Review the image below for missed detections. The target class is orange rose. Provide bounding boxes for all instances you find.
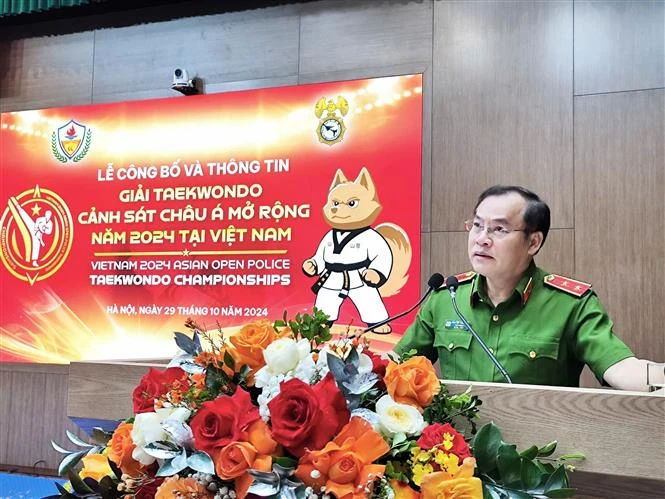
[107,422,145,477]
[420,476,483,499]
[155,476,213,499]
[296,417,390,499]
[389,479,420,499]
[212,426,274,499]
[228,320,283,383]
[385,356,441,410]
[79,454,114,482]
[420,457,482,499]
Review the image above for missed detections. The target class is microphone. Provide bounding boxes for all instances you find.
[445,275,513,384]
[352,273,445,338]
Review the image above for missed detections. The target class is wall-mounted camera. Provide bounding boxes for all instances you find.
[171,68,200,95]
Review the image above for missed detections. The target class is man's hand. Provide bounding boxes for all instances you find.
[603,357,665,392]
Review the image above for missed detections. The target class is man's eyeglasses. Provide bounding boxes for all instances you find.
[464,220,526,239]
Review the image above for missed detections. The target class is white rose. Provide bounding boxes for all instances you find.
[130,407,190,465]
[263,337,311,375]
[375,395,426,437]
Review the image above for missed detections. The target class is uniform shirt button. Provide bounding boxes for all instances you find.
[529,350,537,359]
[492,314,499,322]
[448,342,455,350]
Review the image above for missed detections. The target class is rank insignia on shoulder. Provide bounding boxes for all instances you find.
[455,271,476,284]
[544,274,592,297]
[445,320,469,330]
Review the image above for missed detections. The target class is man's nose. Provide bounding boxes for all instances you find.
[473,229,492,246]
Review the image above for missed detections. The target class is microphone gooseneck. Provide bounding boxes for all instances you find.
[354,273,445,337]
[445,276,513,384]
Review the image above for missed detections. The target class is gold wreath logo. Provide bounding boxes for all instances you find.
[0,185,74,285]
[314,96,349,146]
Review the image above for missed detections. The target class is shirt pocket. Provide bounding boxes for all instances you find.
[505,339,560,385]
[434,330,473,381]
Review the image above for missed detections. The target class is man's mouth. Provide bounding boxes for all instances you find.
[473,252,493,259]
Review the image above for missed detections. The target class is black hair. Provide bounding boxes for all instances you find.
[474,185,550,250]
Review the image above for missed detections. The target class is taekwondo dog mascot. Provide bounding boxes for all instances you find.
[302,167,412,333]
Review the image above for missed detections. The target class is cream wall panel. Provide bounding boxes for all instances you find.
[0,32,94,112]
[91,6,300,104]
[299,0,432,76]
[574,89,665,362]
[574,0,665,95]
[432,0,573,231]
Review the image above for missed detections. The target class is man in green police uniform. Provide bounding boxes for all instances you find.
[394,185,663,390]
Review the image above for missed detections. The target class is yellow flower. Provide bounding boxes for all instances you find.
[434,451,460,475]
[442,432,454,451]
[411,462,434,486]
[79,454,114,482]
[420,475,483,499]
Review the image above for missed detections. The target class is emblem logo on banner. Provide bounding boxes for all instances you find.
[0,186,74,285]
[314,96,349,145]
[51,120,92,163]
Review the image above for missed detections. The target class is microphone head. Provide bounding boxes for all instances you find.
[428,273,445,290]
[445,275,459,292]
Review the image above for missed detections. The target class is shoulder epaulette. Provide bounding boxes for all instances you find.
[455,271,476,284]
[544,274,592,297]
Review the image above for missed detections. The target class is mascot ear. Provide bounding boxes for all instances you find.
[354,167,376,198]
[330,169,348,190]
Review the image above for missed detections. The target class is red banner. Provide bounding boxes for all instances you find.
[0,75,422,362]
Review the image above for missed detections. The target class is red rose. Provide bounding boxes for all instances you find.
[135,477,164,499]
[268,373,349,457]
[190,388,259,455]
[417,423,471,461]
[365,350,389,389]
[132,367,189,414]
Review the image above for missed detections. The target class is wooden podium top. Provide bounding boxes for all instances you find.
[67,360,665,498]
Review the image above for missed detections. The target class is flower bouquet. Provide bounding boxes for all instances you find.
[50,310,581,499]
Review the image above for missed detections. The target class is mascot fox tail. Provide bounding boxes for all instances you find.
[375,222,411,297]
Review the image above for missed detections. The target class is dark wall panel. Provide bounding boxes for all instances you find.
[574,89,665,362]
[0,32,94,112]
[431,0,574,232]
[91,6,300,104]
[574,0,665,95]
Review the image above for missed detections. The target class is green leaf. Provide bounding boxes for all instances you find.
[482,482,505,499]
[174,331,200,355]
[273,456,297,468]
[187,451,215,474]
[558,453,585,461]
[537,441,557,457]
[91,427,113,445]
[519,445,539,461]
[66,430,93,448]
[496,444,522,488]
[51,441,72,454]
[66,470,95,495]
[473,422,503,473]
[544,488,576,498]
[520,459,542,491]
[391,433,407,448]
[224,350,236,370]
[543,465,568,492]
[58,450,87,475]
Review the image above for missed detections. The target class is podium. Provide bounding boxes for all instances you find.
[67,360,665,498]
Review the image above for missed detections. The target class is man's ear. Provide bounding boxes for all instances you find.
[527,232,544,256]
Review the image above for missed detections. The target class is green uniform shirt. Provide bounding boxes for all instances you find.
[394,262,634,386]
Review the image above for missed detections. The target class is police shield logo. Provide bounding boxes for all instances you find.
[52,120,92,163]
[57,120,86,158]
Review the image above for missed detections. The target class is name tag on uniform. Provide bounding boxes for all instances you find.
[445,320,469,331]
